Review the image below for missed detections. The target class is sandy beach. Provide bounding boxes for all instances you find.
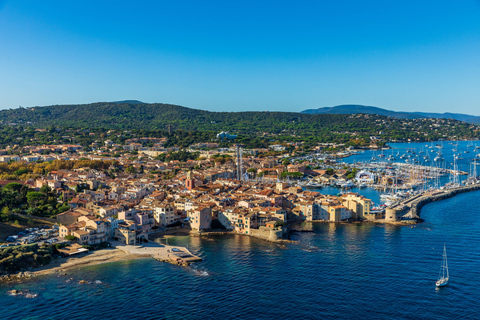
[150,228,192,238]
[33,248,151,277]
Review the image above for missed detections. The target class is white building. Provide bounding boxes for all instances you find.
[154,203,179,226]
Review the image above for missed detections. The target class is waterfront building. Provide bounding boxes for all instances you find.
[340,193,372,219]
[328,205,352,222]
[153,202,179,226]
[190,206,212,231]
[59,215,109,245]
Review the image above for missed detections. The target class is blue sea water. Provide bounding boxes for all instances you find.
[2,190,480,319]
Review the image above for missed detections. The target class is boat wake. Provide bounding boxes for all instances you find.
[191,268,209,277]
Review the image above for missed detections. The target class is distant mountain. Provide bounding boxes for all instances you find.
[413,112,480,124]
[302,105,421,119]
[302,105,480,124]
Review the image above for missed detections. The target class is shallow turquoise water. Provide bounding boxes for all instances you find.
[2,190,480,319]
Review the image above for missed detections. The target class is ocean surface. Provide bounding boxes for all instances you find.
[2,189,480,319]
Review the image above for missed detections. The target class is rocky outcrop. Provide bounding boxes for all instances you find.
[0,271,36,283]
[154,257,190,267]
[7,289,38,298]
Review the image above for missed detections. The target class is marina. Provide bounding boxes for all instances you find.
[291,141,480,215]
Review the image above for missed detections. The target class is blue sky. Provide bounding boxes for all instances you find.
[1,1,480,114]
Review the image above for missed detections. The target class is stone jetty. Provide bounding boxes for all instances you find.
[384,183,480,222]
[407,184,480,219]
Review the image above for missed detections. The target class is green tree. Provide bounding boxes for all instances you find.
[3,182,24,192]
[26,191,45,208]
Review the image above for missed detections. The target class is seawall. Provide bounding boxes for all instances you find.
[408,184,480,219]
[248,226,289,243]
[191,227,292,244]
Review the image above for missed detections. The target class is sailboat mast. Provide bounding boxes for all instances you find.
[444,244,449,279]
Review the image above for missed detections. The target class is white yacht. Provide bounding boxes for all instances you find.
[435,244,449,287]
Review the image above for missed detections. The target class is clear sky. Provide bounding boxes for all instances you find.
[1,1,480,114]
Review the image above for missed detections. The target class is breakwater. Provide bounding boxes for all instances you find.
[192,228,292,244]
[408,183,480,219]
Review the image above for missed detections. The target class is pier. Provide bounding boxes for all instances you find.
[116,243,202,265]
[406,183,480,219]
[385,182,480,221]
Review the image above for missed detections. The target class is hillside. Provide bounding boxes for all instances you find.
[302,105,480,124]
[0,102,385,135]
[0,102,478,143]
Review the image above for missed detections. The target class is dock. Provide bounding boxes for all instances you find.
[116,243,202,265]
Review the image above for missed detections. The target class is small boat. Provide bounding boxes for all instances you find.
[305,181,323,189]
[436,244,449,287]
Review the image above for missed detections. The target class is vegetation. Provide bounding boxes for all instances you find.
[0,102,478,149]
[280,171,303,179]
[274,221,286,228]
[0,183,69,218]
[0,243,53,274]
[0,159,116,181]
[156,150,200,162]
[81,242,110,251]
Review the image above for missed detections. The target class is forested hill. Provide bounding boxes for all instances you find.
[0,102,478,140]
[0,102,379,134]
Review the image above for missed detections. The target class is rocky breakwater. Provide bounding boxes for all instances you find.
[409,184,480,219]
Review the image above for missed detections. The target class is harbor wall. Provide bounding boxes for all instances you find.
[249,226,288,242]
[409,184,480,219]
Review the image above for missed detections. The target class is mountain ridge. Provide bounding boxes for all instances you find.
[301,104,480,124]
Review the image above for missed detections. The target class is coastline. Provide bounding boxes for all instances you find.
[34,248,151,276]
[4,184,480,283]
[1,248,150,283]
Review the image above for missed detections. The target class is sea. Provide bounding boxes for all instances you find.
[1,141,480,319]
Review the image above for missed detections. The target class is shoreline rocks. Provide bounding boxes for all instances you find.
[0,271,36,283]
[7,289,38,298]
[154,258,190,267]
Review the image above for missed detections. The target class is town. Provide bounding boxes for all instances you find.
[0,136,378,249]
[2,129,480,278]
